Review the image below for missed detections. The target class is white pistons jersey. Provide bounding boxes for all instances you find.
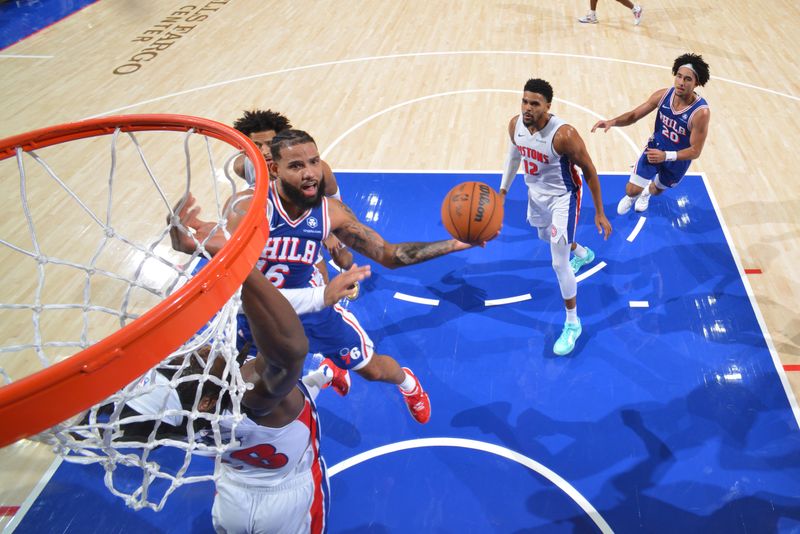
[217,385,325,489]
[513,114,581,197]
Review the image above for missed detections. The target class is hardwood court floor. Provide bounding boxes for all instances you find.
[1,0,799,530]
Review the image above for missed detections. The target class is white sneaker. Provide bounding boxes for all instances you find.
[635,190,651,212]
[578,11,598,24]
[617,195,635,215]
[632,4,643,25]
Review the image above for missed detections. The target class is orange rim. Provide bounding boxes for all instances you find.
[0,114,269,447]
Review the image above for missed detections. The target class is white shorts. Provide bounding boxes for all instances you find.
[526,189,581,244]
[213,470,324,534]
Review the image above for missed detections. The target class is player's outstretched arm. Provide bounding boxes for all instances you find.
[322,161,341,198]
[328,199,472,269]
[499,115,522,196]
[555,125,612,240]
[591,89,666,132]
[240,268,309,414]
[168,192,253,255]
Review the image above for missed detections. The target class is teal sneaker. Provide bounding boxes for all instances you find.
[553,322,582,355]
[569,247,595,274]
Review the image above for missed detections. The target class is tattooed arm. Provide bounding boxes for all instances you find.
[328,199,472,269]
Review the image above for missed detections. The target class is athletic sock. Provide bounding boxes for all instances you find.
[398,370,417,393]
[566,306,579,325]
[572,243,588,259]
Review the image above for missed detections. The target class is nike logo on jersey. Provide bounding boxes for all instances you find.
[517,133,526,137]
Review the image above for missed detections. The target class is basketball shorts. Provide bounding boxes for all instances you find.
[631,150,692,190]
[526,189,581,245]
[237,304,374,371]
[212,470,326,534]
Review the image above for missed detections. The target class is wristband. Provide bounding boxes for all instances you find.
[665,151,677,162]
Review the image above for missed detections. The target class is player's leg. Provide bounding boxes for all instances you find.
[564,189,595,274]
[301,305,430,422]
[632,2,643,25]
[306,306,431,423]
[578,1,599,23]
[570,241,596,274]
[635,162,689,212]
[212,478,254,534]
[243,471,323,534]
[546,195,582,355]
[618,150,658,214]
[612,0,642,24]
[355,355,431,424]
[302,359,351,397]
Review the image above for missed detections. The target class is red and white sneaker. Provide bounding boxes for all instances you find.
[399,367,431,424]
[321,358,351,396]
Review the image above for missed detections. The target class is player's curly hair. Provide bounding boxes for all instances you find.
[672,53,710,86]
[271,129,317,161]
[233,109,292,136]
[523,78,554,103]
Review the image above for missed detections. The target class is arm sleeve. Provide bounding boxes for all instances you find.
[500,140,521,193]
[244,157,256,186]
[279,286,327,315]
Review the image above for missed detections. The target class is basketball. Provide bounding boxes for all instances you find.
[441,181,503,244]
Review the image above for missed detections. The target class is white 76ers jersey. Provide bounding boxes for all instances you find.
[513,114,581,197]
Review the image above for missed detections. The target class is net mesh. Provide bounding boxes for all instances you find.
[0,119,257,511]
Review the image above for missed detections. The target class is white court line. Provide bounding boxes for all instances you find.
[4,456,63,533]
[576,261,607,283]
[626,217,647,242]
[327,437,614,534]
[699,172,800,429]
[393,292,439,306]
[485,294,532,307]
[321,90,639,160]
[629,301,649,308]
[87,50,800,119]
[333,169,635,175]
[0,54,53,59]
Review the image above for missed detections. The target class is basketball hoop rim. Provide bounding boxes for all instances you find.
[0,114,269,447]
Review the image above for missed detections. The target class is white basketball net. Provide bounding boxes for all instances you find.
[0,123,254,511]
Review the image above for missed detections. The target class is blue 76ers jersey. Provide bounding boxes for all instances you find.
[257,187,330,289]
[651,87,709,151]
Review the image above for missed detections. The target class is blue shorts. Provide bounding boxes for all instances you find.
[237,303,374,371]
[632,150,691,189]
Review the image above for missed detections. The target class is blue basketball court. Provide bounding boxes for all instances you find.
[10,171,800,533]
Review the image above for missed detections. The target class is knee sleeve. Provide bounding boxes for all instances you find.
[551,241,577,300]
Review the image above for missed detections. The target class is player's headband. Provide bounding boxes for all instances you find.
[679,63,697,76]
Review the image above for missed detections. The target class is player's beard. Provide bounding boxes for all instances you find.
[280,176,326,209]
[522,114,535,127]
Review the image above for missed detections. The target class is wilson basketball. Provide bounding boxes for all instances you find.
[441,181,503,244]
